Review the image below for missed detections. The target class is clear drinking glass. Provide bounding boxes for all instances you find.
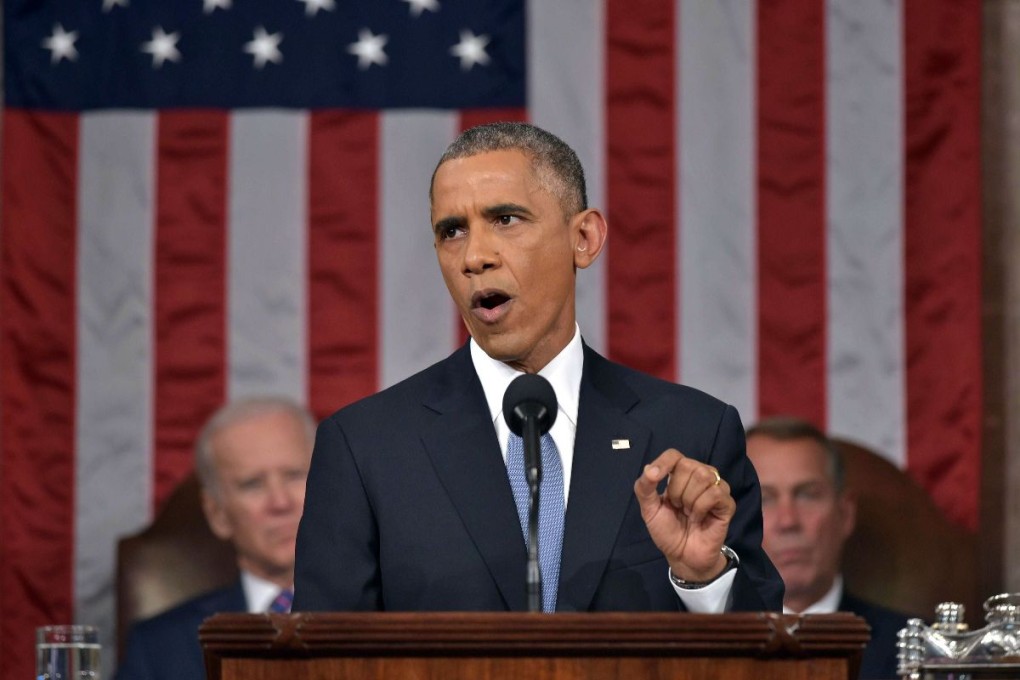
[36,625,100,680]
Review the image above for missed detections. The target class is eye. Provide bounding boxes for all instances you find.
[437,224,466,241]
[237,477,264,492]
[794,485,825,502]
[495,214,521,227]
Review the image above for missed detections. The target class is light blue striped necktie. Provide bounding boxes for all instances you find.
[506,431,564,612]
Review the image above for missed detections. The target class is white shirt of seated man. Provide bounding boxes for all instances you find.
[783,575,843,615]
[242,570,293,614]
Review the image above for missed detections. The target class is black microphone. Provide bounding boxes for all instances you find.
[502,373,558,613]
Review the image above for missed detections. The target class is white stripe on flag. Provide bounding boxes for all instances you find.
[677,0,757,422]
[76,111,156,671]
[380,112,460,388]
[825,0,906,464]
[528,0,607,353]
[228,111,309,402]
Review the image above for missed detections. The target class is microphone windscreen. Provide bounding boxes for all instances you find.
[502,373,558,436]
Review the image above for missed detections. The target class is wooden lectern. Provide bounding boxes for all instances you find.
[200,611,870,680]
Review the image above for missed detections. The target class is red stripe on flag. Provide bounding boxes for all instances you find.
[153,111,228,510]
[454,108,530,347]
[0,110,79,680]
[903,0,982,530]
[756,0,827,426]
[307,112,380,420]
[460,108,528,131]
[605,0,677,381]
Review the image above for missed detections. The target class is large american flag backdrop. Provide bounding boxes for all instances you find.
[1,0,980,675]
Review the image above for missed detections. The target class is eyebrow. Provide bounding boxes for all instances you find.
[761,479,828,493]
[481,202,534,220]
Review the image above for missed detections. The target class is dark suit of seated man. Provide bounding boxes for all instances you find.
[746,417,910,680]
[116,397,315,680]
[294,122,783,615]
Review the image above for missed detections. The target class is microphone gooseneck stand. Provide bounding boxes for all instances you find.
[521,407,542,613]
[502,373,559,613]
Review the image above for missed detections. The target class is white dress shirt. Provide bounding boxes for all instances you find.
[783,575,844,615]
[240,570,292,613]
[470,324,582,503]
[469,325,735,612]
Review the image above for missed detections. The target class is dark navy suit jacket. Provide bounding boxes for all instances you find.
[294,343,783,613]
[115,582,245,680]
[841,591,910,680]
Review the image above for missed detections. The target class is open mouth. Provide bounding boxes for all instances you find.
[471,290,513,321]
[477,292,510,310]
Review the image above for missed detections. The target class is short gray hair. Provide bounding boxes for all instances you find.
[430,122,588,217]
[745,416,845,492]
[194,396,316,496]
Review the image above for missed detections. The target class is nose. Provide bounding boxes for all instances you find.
[773,496,801,532]
[462,225,499,275]
[265,477,296,512]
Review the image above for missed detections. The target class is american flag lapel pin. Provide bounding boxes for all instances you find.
[611,439,630,450]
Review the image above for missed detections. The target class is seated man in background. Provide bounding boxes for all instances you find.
[116,396,315,680]
[746,417,909,680]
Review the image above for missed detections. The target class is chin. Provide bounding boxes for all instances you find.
[777,569,813,591]
[474,335,519,361]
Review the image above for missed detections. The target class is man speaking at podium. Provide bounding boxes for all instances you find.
[294,123,782,614]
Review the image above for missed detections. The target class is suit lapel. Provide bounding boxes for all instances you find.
[419,346,528,611]
[557,348,652,611]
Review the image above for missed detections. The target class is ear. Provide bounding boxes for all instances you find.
[572,208,608,270]
[201,488,234,541]
[838,489,857,541]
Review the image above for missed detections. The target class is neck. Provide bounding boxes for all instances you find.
[239,560,293,590]
[500,322,578,375]
[784,577,840,613]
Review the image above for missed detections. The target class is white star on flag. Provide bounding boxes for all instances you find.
[141,27,182,69]
[203,0,232,13]
[41,24,79,64]
[402,0,440,18]
[297,0,336,16]
[244,27,283,69]
[450,30,490,71]
[102,0,129,12]
[347,28,388,70]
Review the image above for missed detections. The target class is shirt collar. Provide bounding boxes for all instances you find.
[782,575,844,615]
[469,324,582,430]
[240,570,292,614]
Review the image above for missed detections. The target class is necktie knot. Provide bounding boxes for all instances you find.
[506,431,564,612]
[269,588,293,613]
